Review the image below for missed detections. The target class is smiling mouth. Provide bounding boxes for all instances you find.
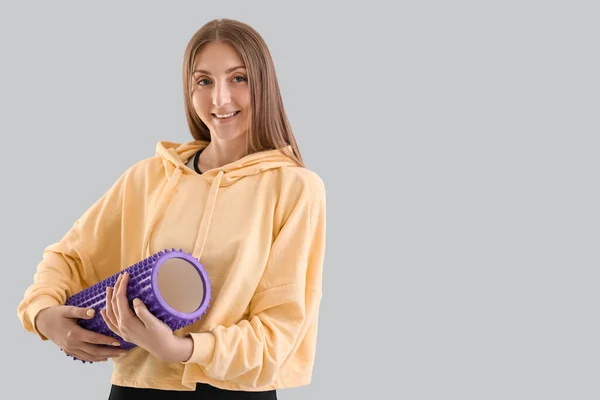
[212,111,240,120]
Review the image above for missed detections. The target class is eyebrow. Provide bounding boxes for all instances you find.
[193,65,246,75]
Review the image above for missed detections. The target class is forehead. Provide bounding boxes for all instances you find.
[193,42,245,72]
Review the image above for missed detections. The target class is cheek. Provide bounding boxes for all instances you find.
[192,93,210,118]
[242,97,250,112]
[233,87,251,111]
[192,91,206,108]
[238,94,251,125]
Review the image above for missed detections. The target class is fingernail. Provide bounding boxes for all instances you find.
[86,309,95,317]
[112,342,120,346]
[133,298,141,306]
[119,352,127,356]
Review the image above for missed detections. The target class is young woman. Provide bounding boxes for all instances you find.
[17,18,326,400]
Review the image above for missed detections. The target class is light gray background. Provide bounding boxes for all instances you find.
[2,1,598,399]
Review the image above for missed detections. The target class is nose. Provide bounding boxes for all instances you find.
[212,81,231,108]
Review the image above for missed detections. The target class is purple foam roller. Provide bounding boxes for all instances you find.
[64,249,211,361]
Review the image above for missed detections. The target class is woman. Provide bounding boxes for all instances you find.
[17,18,326,399]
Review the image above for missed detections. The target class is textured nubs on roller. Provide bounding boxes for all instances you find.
[64,249,212,361]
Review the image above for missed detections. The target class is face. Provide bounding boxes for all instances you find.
[191,42,250,142]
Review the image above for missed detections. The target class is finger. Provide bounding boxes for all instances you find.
[132,298,154,328]
[64,347,109,363]
[77,341,127,359]
[61,305,97,320]
[74,326,128,358]
[116,272,135,321]
[70,320,121,347]
[101,309,122,338]
[111,274,121,322]
[105,286,118,328]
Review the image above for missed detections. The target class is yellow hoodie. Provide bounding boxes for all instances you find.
[17,140,326,392]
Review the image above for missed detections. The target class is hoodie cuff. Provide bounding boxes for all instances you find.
[27,296,61,341]
[181,332,216,366]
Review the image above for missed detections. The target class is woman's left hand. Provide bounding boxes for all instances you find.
[101,271,192,363]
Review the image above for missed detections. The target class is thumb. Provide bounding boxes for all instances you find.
[132,298,155,328]
[62,305,96,319]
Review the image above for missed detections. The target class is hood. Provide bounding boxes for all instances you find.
[142,140,299,259]
[155,140,298,184]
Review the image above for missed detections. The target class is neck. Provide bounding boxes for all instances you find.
[199,134,248,171]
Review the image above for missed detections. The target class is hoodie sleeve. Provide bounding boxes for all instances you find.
[17,168,132,340]
[182,171,326,388]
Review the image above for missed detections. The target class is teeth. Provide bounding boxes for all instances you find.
[215,112,237,118]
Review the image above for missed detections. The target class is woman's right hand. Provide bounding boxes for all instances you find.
[35,305,128,362]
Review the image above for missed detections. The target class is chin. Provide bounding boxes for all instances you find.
[211,129,247,142]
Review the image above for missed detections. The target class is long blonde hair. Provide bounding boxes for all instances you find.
[182,19,304,167]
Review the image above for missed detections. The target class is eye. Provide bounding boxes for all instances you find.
[233,75,247,83]
[197,78,211,86]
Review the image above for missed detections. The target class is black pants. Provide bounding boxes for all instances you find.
[108,383,277,399]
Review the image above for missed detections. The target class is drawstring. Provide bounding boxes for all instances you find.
[141,166,183,257]
[141,167,224,260]
[193,169,224,260]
